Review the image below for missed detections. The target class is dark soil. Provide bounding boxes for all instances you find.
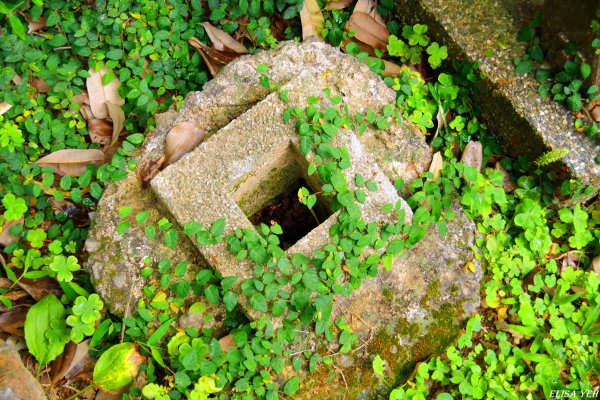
[249,183,322,250]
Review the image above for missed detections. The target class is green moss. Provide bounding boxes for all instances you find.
[382,287,395,301]
[420,279,441,308]
[411,303,458,361]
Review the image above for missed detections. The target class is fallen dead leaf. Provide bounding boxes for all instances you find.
[25,14,47,33]
[137,158,163,189]
[497,305,508,321]
[326,0,353,9]
[51,340,93,383]
[163,122,205,166]
[300,0,325,41]
[200,22,249,53]
[16,277,61,301]
[381,60,407,77]
[0,219,22,246]
[218,334,236,352]
[354,0,386,26]
[86,67,125,120]
[464,260,475,272]
[593,255,600,278]
[591,106,600,122]
[0,101,11,115]
[428,151,443,179]
[88,119,114,145]
[31,77,52,93]
[495,162,517,193]
[346,12,390,50]
[36,149,105,176]
[460,141,483,171]
[188,37,245,77]
[105,101,125,145]
[0,306,27,336]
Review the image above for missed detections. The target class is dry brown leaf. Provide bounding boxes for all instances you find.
[0,307,27,336]
[428,151,443,179]
[0,219,22,247]
[105,101,125,145]
[593,255,600,278]
[199,22,249,54]
[354,0,385,26]
[88,119,114,145]
[300,0,325,41]
[137,158,164,189]
[460,141,483,172]
[51,340,93,383]
[31,77,52,93]
[326,0,353,9]
[592,106,600,122]
[36,149,105,176]
[12,75,22,85]
[346,12,389,50]
[86,67,125,120]
[188,37,245,77]
[26,15,47,33]
[16,277,61,301]
[495,162,517,193]
[218,334,236,352]
[0,101,11,115]
[381,60,408,77]
[164,122,205,166]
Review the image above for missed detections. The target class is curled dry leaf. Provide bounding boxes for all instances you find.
[164,122,205,165]
[36,149,105,176]
[0,307,27,336]
[88,119,114,145]
[105,101,125,145]
[12,75,22,85]
[0,218,22,246]
[381,60,409,77]
[31,77,52,93]
[188,37,245,77]
[16,277,62,302]
[428,151,443,179]
[460,141,483,172]
[51,340,93,383]
[200,22,249,53]
[346,12,390,50]
[0,101,11,115]
[591,106,600,122]
[26,14,47,33]
[300,0,325,41]
[137,158,163,189]
[326,0,353,9]
[560,250,580,272]
[218,334,236,352]
[354,0,386,26]
[494,162,517,193]
[86,67,125,120]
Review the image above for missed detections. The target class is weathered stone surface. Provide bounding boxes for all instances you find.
[396,0,600,189]
[0,339,46,400]
[88,40,481,397]
[541,0,600,88]
[289,203,480,399]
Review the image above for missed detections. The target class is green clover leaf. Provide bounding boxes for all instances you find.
[26,229,47,248]
[72,294,104,324]
[49,255,81,282]
[45,318,71,346]
[66,314,95,342]
[2,193,27,221]
[427,42,448,69]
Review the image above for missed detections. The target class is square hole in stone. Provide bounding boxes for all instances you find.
[230,142,332,250]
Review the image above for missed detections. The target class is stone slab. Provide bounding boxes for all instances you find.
[151,70,412,319]
[396,0,600,189]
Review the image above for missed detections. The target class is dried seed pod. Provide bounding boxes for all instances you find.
[163,122,205,165]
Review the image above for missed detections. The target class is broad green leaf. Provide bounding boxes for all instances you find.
[25,294,67,365]
[93,342,144,390]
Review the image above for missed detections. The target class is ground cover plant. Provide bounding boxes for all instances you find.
[0,0,598,399]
